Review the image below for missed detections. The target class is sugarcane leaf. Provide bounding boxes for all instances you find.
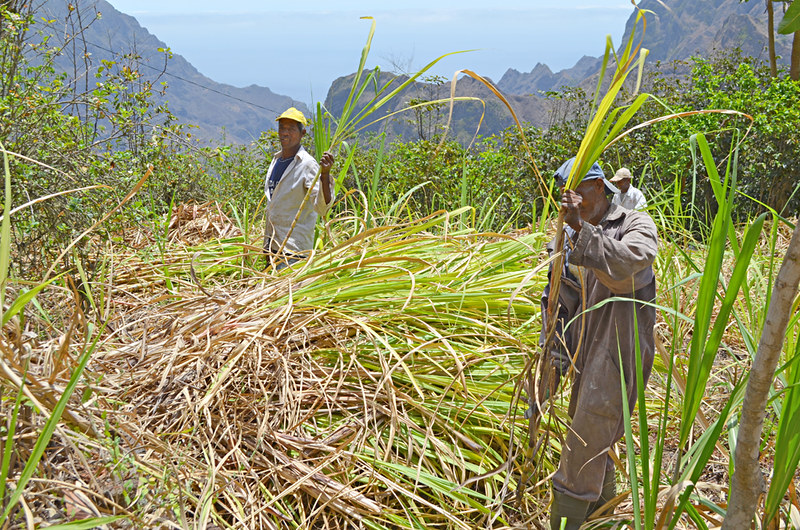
[1,325,105,521]
[339,17,377,126]
[0,142,11,312]
[44,517,126,529]
[778,0,800,34]
[2,277,61,326]
[764,346,800,522]
[589,36,613,117]
[602,94,650,147]
[345,49,473,135]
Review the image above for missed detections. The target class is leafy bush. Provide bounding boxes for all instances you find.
[606,49,800,224]
[2,3,265,277]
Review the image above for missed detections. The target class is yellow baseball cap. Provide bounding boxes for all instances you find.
[275,107,308,127]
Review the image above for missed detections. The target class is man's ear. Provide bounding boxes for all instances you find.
[596,178,606,193]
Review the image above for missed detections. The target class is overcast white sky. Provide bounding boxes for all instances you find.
[104,1,634,105]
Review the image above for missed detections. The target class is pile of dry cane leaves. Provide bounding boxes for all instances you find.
[10,202,791,529]
[2,201,548,529]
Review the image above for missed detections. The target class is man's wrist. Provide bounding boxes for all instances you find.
[567,218,582,233]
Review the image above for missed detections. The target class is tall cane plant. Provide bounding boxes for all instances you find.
[613,133,766,529]
[423,7,651,458]
[274,17,472,257]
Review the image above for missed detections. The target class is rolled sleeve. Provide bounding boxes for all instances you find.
[310,171,335,216]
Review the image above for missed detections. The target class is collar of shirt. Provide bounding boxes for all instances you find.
[272,147,304,162]
[600,202,629,225]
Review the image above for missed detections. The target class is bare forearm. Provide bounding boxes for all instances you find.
[319,150,334,205]
[321,172,332,204]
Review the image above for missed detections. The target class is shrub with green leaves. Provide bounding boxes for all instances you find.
[607,49,800,224]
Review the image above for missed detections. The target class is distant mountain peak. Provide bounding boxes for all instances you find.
[36,0,307,145]
[497,0,791,97]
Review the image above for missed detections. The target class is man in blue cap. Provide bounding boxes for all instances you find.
[541,157,658,529]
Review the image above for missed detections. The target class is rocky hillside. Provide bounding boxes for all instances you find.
[496,0,792,97]
[34,0,307,145]
[32,0,794,144]
[322,70,552,144]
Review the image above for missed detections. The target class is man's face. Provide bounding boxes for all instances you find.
[618,178,631,193]
[573,178,607,223]
[278,119,304,152]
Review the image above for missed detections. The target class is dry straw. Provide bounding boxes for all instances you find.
[1,200,554,528]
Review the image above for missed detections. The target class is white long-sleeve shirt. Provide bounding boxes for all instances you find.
[611,185,647,210]
[262,146,334,254]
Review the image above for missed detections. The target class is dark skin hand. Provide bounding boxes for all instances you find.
[560,178,610,233]
[319,151,334,205]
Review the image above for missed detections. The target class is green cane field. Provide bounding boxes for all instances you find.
[2,3,800,529]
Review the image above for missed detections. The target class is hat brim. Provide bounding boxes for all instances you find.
[553,157,618,194]
[567,176,619,194]
[602,178,619,194]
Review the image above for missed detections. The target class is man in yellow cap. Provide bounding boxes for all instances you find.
[263,107,335,267]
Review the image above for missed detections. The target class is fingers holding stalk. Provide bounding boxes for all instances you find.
[320,150,335,205]
[560,188,583,232]
[320,150,334,174]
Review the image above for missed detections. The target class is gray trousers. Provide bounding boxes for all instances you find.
[552,342,652,501]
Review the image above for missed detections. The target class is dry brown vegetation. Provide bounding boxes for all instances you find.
[3,203,800,529]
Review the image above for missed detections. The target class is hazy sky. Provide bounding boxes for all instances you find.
[104,1,634,105]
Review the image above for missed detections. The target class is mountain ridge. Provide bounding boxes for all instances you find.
[322,0,794,140]
[35,0,309,145]
[493,0,792,97]
[34,0,795,145]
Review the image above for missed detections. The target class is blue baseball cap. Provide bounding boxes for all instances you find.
[554,157,619,195]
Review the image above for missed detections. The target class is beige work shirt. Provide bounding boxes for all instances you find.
[262,146,334,255]
[611,184,648,210]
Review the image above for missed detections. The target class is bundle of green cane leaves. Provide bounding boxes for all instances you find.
[275,17,477,257]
